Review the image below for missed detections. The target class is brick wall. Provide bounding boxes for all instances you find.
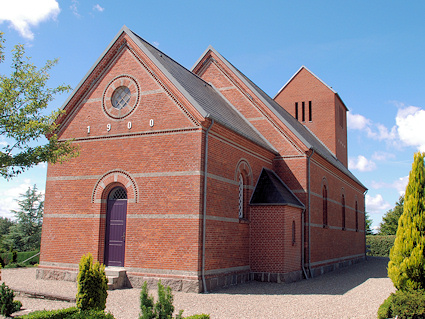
[274,67,348,167]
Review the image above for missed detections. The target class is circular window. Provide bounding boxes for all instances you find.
[112,86,131,110]
[103,75,139,119]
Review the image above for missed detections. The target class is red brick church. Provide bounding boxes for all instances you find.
[39,26,367,292]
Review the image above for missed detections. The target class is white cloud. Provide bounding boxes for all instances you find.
[348,155,376,172]
[0,179,32,219]
[371,151,395,161]
[70,0,80,17]
[366,194,391,214]
[396,105,425,152]
[370,175,408,195]
[93,4,104,12]
[0,0,60,40]
[393,175,408,196]
[347,111,397,142]
[0,180,45,220]
[347,112,370,130]
[349,105,425,151]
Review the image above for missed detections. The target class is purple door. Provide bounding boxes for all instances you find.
[105,187,127,267]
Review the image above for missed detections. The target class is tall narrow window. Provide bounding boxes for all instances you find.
[355,201,359,231]
[292,220,296,245]
[323,185,328,227]
[339,107,344,128]
[302,102,305,122]
[309,101,312,121]
[238,174,244,219]
[295,102,298,120]
[342,194,346,230]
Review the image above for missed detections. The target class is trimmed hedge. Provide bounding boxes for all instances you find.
[1,250,40,266]
[18,307,79,319]
[18,307,115,319]
[366,235,396,257]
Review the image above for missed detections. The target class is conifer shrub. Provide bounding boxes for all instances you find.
[139,281,185,319]
[388,152,425,290]
[378,289,425,319]
[11,250,17,263]
[140,282,155,319]
[0,282,21,317]
[76,253,108,311]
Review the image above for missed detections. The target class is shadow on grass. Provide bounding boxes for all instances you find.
[213,257,390,296]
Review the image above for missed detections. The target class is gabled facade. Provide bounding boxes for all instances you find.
[274,66,348,167]
[39,26,367,292]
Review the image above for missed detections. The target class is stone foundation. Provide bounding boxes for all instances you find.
[36,268,78,282]
[127,275,201,293]
[204,271,251,292]
[252,270,303,283]
[35,256,365,293]
[310,256,365,278]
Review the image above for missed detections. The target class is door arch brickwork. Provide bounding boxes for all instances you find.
[92,169,139,204]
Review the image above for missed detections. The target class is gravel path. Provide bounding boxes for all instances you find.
[3,257,395,319]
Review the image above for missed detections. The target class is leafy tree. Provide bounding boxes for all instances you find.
[388,152,425,290]
[365,212,373,235]
[0,32,78,179]
[4,185,43,251]
[379,196,404,235]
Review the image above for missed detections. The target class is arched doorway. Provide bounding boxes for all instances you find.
[104,186,127,267]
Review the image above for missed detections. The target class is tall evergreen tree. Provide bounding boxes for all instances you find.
[365,212,374,235]
[379,196,404,235]
[388,152,425,290]
[4,185,43,251]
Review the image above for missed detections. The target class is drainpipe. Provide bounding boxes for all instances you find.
[202,118,214,294]
[307,148,315,278]
[364,189,368,260]
[301,208,308,279]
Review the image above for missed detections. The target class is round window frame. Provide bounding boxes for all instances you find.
[103,75,139,119]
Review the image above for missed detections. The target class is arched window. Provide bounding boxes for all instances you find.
[355,201,359,232]
[323,185,328,227]
[109,186,127,200]
[238,174,244,219]
[341,194,346,230]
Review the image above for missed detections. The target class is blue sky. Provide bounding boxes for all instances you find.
[1,0,424,231]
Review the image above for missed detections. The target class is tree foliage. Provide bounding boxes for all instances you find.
[0,32,78,179]
[379,196,404,235]
[4,184,43,251]
[388,152,425,290]
[365,212,373,235]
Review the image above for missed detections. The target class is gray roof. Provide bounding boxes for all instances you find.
[200,47,366,189]
[126,28,277,153]
[250,168,305,208]
[59,26,276,154]
[61,26,364,189]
